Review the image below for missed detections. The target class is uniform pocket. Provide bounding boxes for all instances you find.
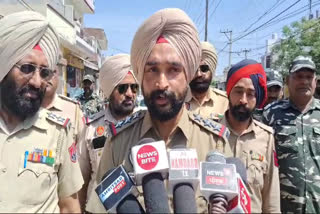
[17,157,56,205]
[247,159,266,188]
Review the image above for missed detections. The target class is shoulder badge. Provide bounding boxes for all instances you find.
[86,110,105,125]
[58,94,79,105]
[212,88,227,98]
[253,119,274,134]
[110,110,147,137]
[46,112,71,129]
[189,113,230,139]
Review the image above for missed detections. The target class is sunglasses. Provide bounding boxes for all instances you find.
[199,64,210,73]
[14,63,54,81]
[117,84,139,94]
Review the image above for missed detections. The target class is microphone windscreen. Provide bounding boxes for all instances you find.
[206,151,226,163]
[226,157,247,183]
[173,183,197,213]
[142,173,170,213]
[116,194,145,214]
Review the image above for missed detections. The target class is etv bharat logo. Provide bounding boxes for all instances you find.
[136,145,159,170]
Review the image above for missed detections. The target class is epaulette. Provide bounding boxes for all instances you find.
[253,119,274,134]
[212,88,227,98]
[46,112,71,129]
[188,112,230,139]
[85,110,105,125]
[58,94,79,105]
[110,110,147,137]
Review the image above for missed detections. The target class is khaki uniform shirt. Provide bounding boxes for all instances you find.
[220,114,281,213]
[186,88,229,119]
[0,108,83,213]
[47,94,85,144]
[77,108,117,208]
[86,108,232,213]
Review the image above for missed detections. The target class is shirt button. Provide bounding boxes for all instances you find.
[2,168,7,173]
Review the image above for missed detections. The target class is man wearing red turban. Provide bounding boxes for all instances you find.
[213,59,281,213]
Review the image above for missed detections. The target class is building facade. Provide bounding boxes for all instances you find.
[0,0,107,97]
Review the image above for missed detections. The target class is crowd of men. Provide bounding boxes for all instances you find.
[0,7,319,214]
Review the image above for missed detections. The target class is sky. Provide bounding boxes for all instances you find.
[84,0,320,76]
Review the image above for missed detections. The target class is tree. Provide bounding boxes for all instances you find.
[272,18,320,77]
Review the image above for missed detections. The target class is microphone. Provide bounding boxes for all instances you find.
[95,165,145,213]
[200,151,238,212]
[131,138,170,213]
[168,146,198,213]
[226,158,251,214]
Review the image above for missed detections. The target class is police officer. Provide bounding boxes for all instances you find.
[77,54,139,210]
[0,11,83,212]
[42,59,85,145]
[262,56,320,213]
[218,59,280,213]
[187,41,228,119]
[76,74,103,116]
[86,8,232,213]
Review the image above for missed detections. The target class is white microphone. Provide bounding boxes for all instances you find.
[168,147,199,213]
[131,138,170,213]
[131,138,169,185]
[200,151,238,202]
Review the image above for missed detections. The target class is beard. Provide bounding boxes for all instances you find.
[189,73,212,93]
[229,101,253,122]
[109,95,135,118]
[1,76,45,120]
[143,88,187,122]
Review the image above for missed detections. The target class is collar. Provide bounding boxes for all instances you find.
[48,94,63,111]
[221,111,256,137]
[104,108,118,124]
[140,107,191,142]
[288,97,320,111]
[0,108,48,136]
[187,88,213,105]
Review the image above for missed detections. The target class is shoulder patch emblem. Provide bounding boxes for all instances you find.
[47,112,70,128]
[96,126,105,137]
[190,113,230,139]
[68,142,77,163]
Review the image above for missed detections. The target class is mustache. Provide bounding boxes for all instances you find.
[19,85,43,99]
[150,89,174,100]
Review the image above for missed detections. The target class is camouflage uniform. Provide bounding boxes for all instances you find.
[262,98,320,213]
[252,108,263,122]
[76,93,103,116]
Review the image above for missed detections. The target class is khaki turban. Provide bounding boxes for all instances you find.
[0,11,60,82]
[131,8,201,84]
[99,54,137,98]
[201,41,218,77]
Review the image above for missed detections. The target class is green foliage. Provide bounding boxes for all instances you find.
[271,18,320,77]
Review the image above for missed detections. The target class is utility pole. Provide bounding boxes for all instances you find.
[220,30,233,66]
[204,0,209,41]
[242,49,251,59]
[309,0,313,19]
